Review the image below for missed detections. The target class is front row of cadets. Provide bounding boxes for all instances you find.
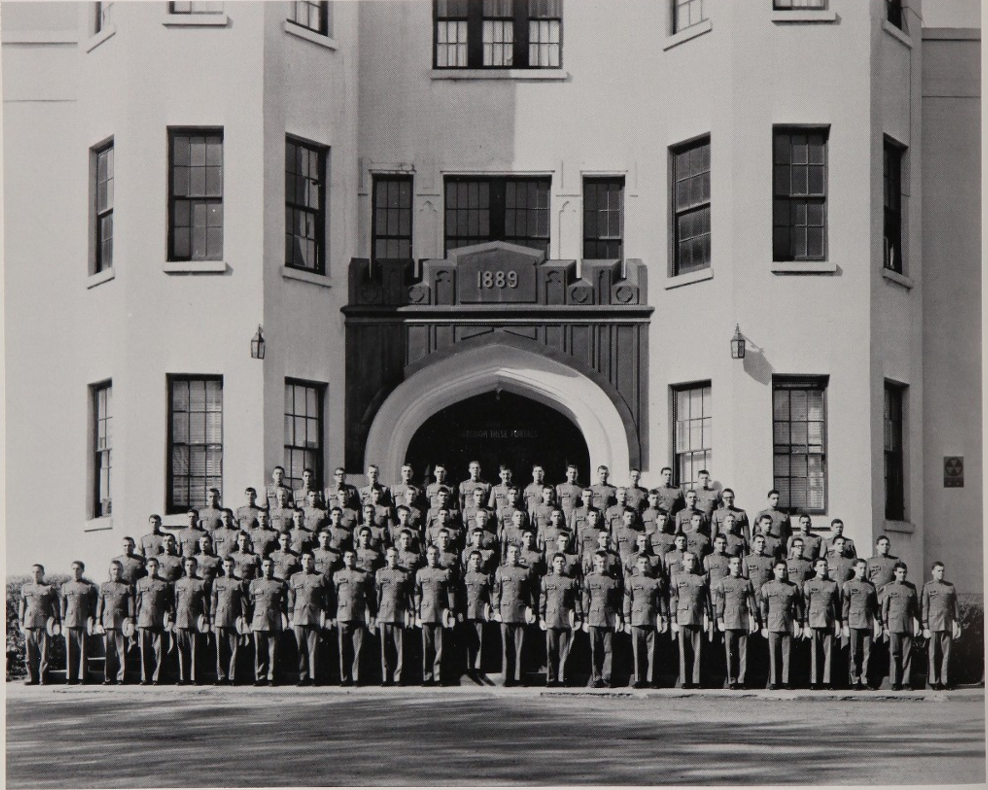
[19,532,962,691]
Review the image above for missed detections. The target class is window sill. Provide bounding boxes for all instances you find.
[770,10,838,24]
[85,516,114,533]
[86,268,116,289]
[164,260,229,274]
[883,19,912,48]
[664,267,713,290]
[162,14,230,27]
[84,24,116,53]
[771,261,838,274]
[663,18,713,51]
[283,266,332,288]
[431,68,569,82]
[283,21,338,50]
[884,519,914,535]
[882,268,914,290]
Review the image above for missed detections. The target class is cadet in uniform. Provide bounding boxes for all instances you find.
[663,533,690,580]
[112,537,146,585]
[323,508,354,555]
[312,530,341,582]
[744,534,776,598]
[176,510,206,558]
[140,515,167,558]
[571,485,601,542]
[230,532,261,581]
[553,531,582,581]
[623,554,667,688]
[266,466,294,510]
[415,545,456,686]
[211,509,241,561]
[589,465,617,511]
[625,468,649,513]
[458,461,491,511]
[288,552,327,686]
[461,550,494,682]
[493,543,536,686]
[19,564,59,685]
[334,549,374,685]
[360,463,392,508]
[391,463,419,511]
[541,552,582,687]
[250,557,289,686]
[135,557,173,685]
[803,557,840,689]
[530,485,557,536]
[713,556,759,689]
[495,486,527,532]
[786,538,813,584]
[395,529,423,574]
[288,508,315,554]
[270,531,301,581]
[96,560,134,685]
[488,465,515,513]
[329,466,360,507]
[842,558,880,690]
[462,527,498,575]
[752,516,783,560]
[524,464,548,515]
[333,487,360,531]
[670,552,710,689]
[294,468,322,511]
[173,556,210,685]
[675,490,709,535]
[718,513,748,559]
[248,511,279,559]
[922,561,960,690]
[693,470,721,519]
[823,518,857,559]
[212,556,247,685]
[540,507,571,554]
[703,534,732,581]
[582,552,623,688]
[605,491,634,537]
[867,535,899,596]
[555,464,583,522]
[712,489,749,543]
[654,467,685,518]
[624,533,660,581]
[268,488,295,535]
[640,490,666,536]
[425,463,451,507]
[882,561,919,690]
[788,515,823,561]
[236,487,265,532]
[826,537,856,584]
[754,489,791,543]
[193,534,222,585]
[376,547,413,686]
[61,560,97,684]
[759,560,803,690]
[198,488,224,532]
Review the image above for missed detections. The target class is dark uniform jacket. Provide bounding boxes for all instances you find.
[623,574,667,626]
[589,483,617,511]
[174,576,209,629]
[625,485,649,512]
[625,551,662,580]
[648,531,677,559]
[541,573,581,628]
[519,548,546,578]
[712,506,749,539]
[312,548,341,579]
[249,577,288,631]
[703,553,732,581]
[112,553,146,585]
[788,532,823,561]
[654,485,684,516]
[355,546,383,574]
[193,552,221,584]
[675,507,709,534]
[360,483,393,508]
[882,580,919,633]
[743,552,775,593]
[415,566,456,624]
[759,580,803,633]
[140,532,166,558]
[694,487,720,518]
[828,555,857,584]
[461,571,493,621]
[21,582,59,628]
[211,528,240,560]
[555,482,583,516]
[786,557,813,584]
[268,508,295,534]
[375,568,413,624]
[922,579,959,632]
[270,548,301,581]
[333,568,374,623]
[198,507,224,532]
[156,553,184,583]
[841,578,879,630]
[61,580,98,628]
[867,555,899,591]
[713,576,758,630]
[640,508,666,535]
[97,581,134,629]
[235,505,265,532]
[229,550,261,580]
[211,576,248,628]
[670,571,710,627]
[488,483,515,514]
[493,564,536,624]
[288,570,326,626]
[176,527,206,558]
[458,479,491,509]
[723,532,748,558]
[524,482,547,514]
[324,526,352,554]
[135,576,173,628]
[754,508,790,540]
[803,578,840,628]
[397,549,423,574]
[247,527,279,558]
[582,572,622,629]
[611,526,642,562]
[288,527,314,554]
[461,546,497,574]
[303,506,328,532]
[265,485,294,510]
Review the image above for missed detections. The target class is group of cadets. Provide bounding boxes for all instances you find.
[18,462,963,691]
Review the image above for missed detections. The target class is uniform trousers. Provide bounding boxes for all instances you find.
[175,628,200,683]
[214,627,239,682]
[677,625,702,686]
[927,631,952,686]
[462,620,484,672]
[103,629,126,683]
[809,628,833,684]
[253,630,279,681]
[421,623,443,682]
[378,623,404,683]
[767,631,791,685]
[545,627,571,683]
[630,626,656,684]
[848,628,872,685]
[294,625,319,681]
[337,622,364,683]
[723,630,748,684]
[139,628,164,682]
[64,627,88,682]
[500,623,525,682]
[24,628,50,683]
[888,632,913,687]
[589,626,614,683]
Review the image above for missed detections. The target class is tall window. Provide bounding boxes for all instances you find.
[886,0,905,31]
[169,1,224,13]
[285,137,327,274]
[673,382,712,489]
[92,382,112,517]
[773,128,828,262]
[444,177,550,254]
[773,377,827,513]
[168,376,223,513]
[289,1,331,35]
[434,0,562,69]
[884,138,904,273]
[93,141,114,273]
[169,129,223,262]
[672,137,711,275]
[673,0,706,32]
[284,380,324,491]
[884,383,905,520]
[372,175,414,259]
[583,178,624,259]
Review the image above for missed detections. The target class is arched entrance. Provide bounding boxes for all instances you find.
[405,390,591,485]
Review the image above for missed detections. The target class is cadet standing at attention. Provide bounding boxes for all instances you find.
[135,557,173,685]
[333,549,374,686]
[173,556,210,685]
[922,561,960,690]
[493,543,536,687]
[212,556,248,685]
[461,550,494,682]
[882,561,919,690]
[540,552,582,687]
[713,555,759,689]
[842,558,880,690]
[289,552,327,687]
[250,557,289,686]
[759,560,803,690]
[670,552,710,689]
[61,560,97,685]
[376,546,413,686]
[803,557,841,690]
[95,560,134,685]
[415,544,456,686]
[19,564,59,685]
[623,553,667,688]
[582,552,623,688]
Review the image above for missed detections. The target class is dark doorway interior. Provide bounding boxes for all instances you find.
[405,390,591,488]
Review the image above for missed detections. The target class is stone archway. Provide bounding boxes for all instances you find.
[363,341,633,482]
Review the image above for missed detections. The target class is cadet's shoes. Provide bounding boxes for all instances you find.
[768,684,778,690]
[809,684,819,691]
[253,679,266,687]
[266,679,275,687]
[782,684,792,691]
[103,680,113,686]
[591,679,605,689]
[632,681,647,689]
[891,683,902,691]
[855,682,866,690]
[421,679,435,687]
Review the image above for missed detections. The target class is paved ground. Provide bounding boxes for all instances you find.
[6,684,985,787]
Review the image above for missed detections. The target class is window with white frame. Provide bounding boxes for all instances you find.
[772,377,827,513]
[168,376,223,513]
[92,381,112,517]
[284,379,324,491]
[289,1,331,35]
[93,141,114,274]
[434,0,562,69]
[673,382,712,489]
[673,0,706,32]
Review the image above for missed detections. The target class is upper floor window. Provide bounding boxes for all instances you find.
[372,175,414,259]
[285,379,325,492]
[444,176,550,254]
[773,377,827,513]
[773,0,827,8]
[169,1,224,13]
[169,129,223,262]
[886,0,905,31]
[884,382,906,521]
[673,0,706,33]
[285,136,327,274]
[671,136,711,275]
[289,1,331,35]
[434,0,562,69]
[92,141,114,274]
[672,382,712,489]
[168,376,223,513]
[773,127,827,262]
[883,137,905,273]
[91,381,112,518]
[583,177,623,259]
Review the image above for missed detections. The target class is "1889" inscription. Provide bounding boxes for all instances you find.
[477,271,519,289]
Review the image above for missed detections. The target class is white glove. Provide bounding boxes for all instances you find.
[539,619,547,632]
[760,627,768,639]
[841,624,850,639]
[717,619,726,633]
[493,612,503,623]
[670,622,679,637]
[922,628,931,640]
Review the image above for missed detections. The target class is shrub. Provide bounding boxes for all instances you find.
[952,594,984,685]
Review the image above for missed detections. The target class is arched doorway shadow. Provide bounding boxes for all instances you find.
[405,390,591,484]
